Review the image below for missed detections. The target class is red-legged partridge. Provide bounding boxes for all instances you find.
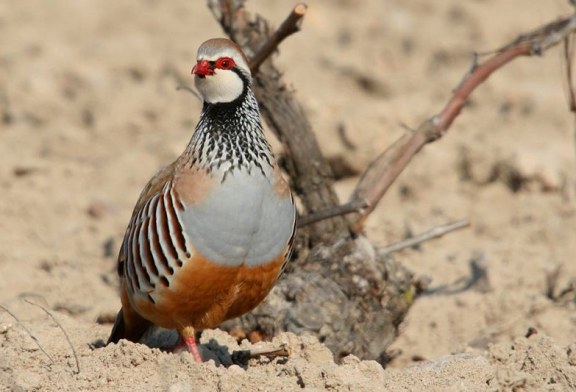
[107,38,297,362]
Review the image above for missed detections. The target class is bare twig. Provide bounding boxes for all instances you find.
[232,344,290,363]
[249,3,307,72]
[352,13,576,225]
[176,85,202,101]
[379,219,470,255]
[564,36,576,112]
[337,123,357,150]
[0,303,54,364]
[563,32,576,200]
[246,344,290,359]
[23,299,80,374]
[298,199,368,228]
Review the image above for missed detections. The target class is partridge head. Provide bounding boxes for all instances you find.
[192,38,251,103]
[107,38,296,363]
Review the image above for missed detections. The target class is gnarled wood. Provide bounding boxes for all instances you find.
[209,0,414,364]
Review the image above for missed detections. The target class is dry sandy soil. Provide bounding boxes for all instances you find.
[2,0,576,391]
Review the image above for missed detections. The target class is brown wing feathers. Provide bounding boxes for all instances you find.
[108,163,183,344]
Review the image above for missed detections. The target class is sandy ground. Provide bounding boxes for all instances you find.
[1,0,576,390]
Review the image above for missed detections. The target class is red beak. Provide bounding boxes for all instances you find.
[192,60,214,77]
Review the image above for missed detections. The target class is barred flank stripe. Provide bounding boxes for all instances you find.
[157,193,178,274]
[166,188,188,259]
[132,219,151,290]
[149,196,171,283]
[172,188,185,211]
[141,215,159,280]
[124,183,195,294]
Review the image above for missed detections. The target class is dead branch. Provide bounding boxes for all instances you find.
[297,199,368,228]
[233,344,290,362]
[249,4,307,72]
[379,219,470,255]
[352,13,576,225]
[0,303,54,364]
[23,299,80,374]
[563,30,576,202]
[564,32,575,112]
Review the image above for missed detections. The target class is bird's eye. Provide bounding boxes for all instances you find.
[215,57,235,70]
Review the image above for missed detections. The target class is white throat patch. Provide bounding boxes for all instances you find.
[195,68,245,104]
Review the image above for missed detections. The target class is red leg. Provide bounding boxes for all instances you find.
[180,327,203,363]
[183,334,203,362]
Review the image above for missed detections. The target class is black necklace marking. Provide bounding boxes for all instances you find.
[187,74,273,179]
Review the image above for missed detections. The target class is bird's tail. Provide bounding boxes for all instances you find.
[107,288,152,345]
[107,306,152,345]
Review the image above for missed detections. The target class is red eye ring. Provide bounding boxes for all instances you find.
[215,57,235,70]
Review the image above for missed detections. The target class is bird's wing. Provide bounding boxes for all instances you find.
[108,161,179,345]
[116,161,178,278]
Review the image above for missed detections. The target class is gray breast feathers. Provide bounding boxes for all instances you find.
[179,170,295,267]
